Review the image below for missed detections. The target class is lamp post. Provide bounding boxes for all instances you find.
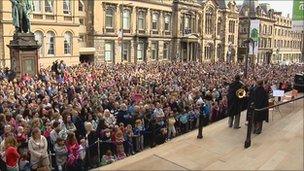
[243,7,251,79]
[243,38,253,78]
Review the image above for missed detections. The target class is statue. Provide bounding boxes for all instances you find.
[10,0,32,33]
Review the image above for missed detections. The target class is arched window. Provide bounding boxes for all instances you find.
[34,31,44,56]
[46,31,55,55]
[205,8,214,35]
[123,9,131,30]
[64,32,72,54]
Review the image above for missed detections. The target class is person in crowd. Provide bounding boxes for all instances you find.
[124,125,134,156]
[66,132,80,171]
[28,128,50,171]
[84,122,98,168]
[115,130,126,160]
[227,75,244,129]
[133,119,145,152]
[0,61,302,170]
[4,135,20,171]
[101,150,116,166]
[167,111,176,140]
[252,80,269,134]
[54,137,68,171]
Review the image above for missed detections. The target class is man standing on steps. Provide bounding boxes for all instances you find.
[252,80,269,134]
[227,75,244,129]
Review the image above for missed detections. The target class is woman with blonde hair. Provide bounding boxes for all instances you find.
[3,135,20,171]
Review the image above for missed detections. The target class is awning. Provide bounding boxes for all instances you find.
[79,47,96,55]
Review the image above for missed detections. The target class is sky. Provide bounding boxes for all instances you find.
[236,0,293,17]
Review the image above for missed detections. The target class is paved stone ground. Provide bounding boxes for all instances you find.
[93,96,303,171]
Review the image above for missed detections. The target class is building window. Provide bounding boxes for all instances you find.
[184,15,191,29]
[137,42,144,61]
[269,26,272,35]
[229,21,235,33]
[152,13,159,30]
[163,42,170,59]
[123,9,131,30]
[151,42,158,60]
[79,0,84,11]
[63,0,71,15]
[217,18,222,35]
[164,15,171,31]
[105,9,114,28]
[263,25,267,35]
[45,0,54,13]
[33,0,42,12]
[228,35,234,44]
[105,41,114,62]
[46,31,55,55]
[64,32,72,55]
[122,41,130,61]
[79,18,84,25]
[204,44,212,60]
[205,8,213,35]
[138,11,145,30]
[34,31,44,56]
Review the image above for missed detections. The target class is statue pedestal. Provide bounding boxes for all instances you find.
[7,32,40,77]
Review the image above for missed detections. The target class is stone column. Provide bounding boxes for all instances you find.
[131,6,137,34]
[147,9,151,35]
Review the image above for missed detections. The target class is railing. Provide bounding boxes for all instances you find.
[244,95,304,148]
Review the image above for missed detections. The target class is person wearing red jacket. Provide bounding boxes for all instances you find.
[4,135,20,171]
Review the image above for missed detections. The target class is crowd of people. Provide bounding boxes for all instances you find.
[0,60,302,171]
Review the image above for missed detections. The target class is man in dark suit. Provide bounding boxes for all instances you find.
[227,75,244,129]
[252,80,269,134]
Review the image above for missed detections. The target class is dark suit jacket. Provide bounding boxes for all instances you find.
[227,81,243,116]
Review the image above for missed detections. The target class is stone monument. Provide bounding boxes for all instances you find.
[7,0,40,77]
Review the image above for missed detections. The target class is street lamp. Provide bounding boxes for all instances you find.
[243,38,253,78]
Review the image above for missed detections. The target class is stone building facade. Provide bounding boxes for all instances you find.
[87,0,239,63]
[0,0,240,67]
[0,0,86,67]
[238,0,303,64]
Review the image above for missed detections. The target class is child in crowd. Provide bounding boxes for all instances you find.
[78,139,86,161]
[156,128,167,145]
[124,124,134,156]
[167,112,176,140]
[101,150,116,166]
[16,126,27,145]
[54,137,68,171]
[179,110,189,134]
[133,119,145,152]
[211,102,219,122]
[115,130,126,160]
